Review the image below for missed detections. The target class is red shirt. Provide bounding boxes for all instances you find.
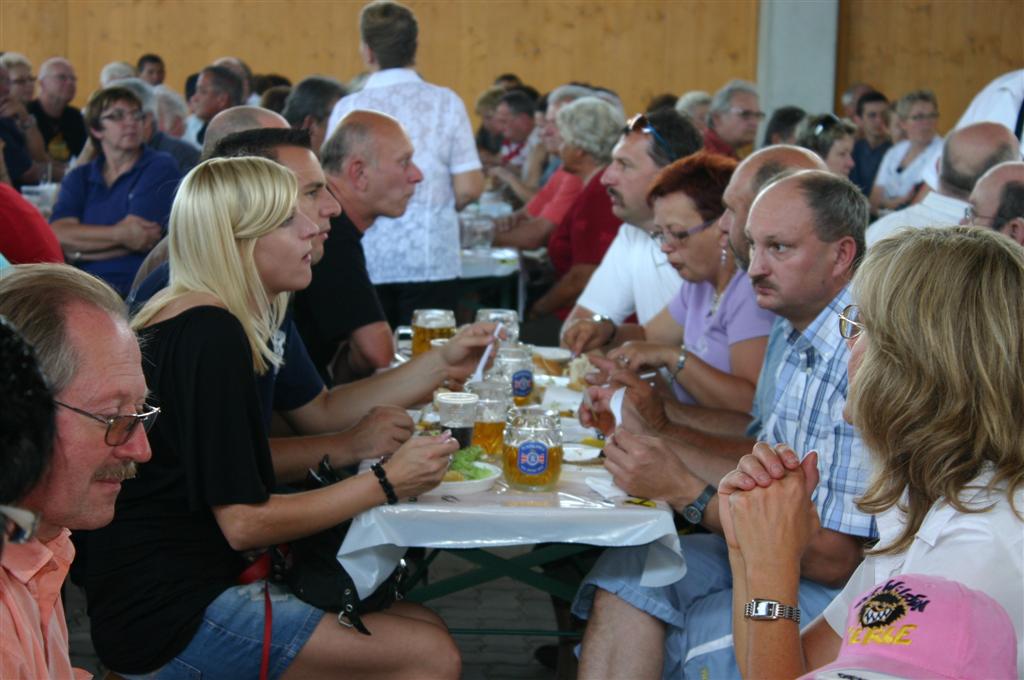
[0,183,64,264]
[526,168,584,226]
[703,128,739,159]
[546,168,622,319]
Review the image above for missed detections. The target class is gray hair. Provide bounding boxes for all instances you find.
[794,170,868,268]
[100,61,137,87]
[709,79,759,124]
[0,52,31,71]
[548,84,595,110]
[895,89,937,119]
[282,76,346,127]
[154,85,188,132]
[675,90,711,118]
[0,265,128,393]
[115,77,156,117]
[556,96,625,164]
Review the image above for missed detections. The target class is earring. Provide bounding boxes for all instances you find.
[720,247,728,266]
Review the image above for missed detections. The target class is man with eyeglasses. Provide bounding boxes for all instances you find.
[702,79,764,160]
[561,107,703,353]
[0,264,153,678]
[0,63,52,188]
[867,121,1019,247]
[962,160,1024,245]
[573,171,876,680]
[28,57,87,163]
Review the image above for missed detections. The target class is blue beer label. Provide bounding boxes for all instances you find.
[517,441,548,476]
[511,369,534,397]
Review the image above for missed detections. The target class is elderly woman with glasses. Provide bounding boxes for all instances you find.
[49,85,180,297]
[592,151,774,413]
[797,114,857,177]
[522,96,625,344]
[869,89,942,214]
[719,227,1024,677]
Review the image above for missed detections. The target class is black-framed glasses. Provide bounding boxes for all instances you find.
[651,216,719,246]
[838,304,863,340]
[813,113,841,138]
[0,505,39,545]
[100,109,145,123]
[627,113,677,162]
[55,401,160,446]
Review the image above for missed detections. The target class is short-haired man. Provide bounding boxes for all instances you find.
[326,0,484,326]
[867,121,1019,247]
[190,64,243,145]
[574,170,875,679]
[703,79,763,159]
[675,90,711,135]
[28,57,87,163]
[0,265,154,678]
[213,56,256,105]
[136,53,165,86]
[848,90,892,196]
[493,89,537,171]
[560,108,704,353]
[117,77,199,174]
[964,160,1024,245]
[282,75,347,155]
[297,110,422,383]
[199,104,289,160]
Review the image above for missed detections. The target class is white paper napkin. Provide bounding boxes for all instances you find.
[586,476,628,501]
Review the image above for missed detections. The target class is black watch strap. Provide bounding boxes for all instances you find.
[682,484,717,524]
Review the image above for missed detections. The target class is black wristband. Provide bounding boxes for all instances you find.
[371,462,398,505]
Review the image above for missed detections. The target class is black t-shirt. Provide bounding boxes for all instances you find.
[76,306,276,673]
[0,118,33,187]
[27,100,87,160]
[293,212,387,383]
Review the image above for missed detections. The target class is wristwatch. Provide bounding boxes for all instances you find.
[589,314,616,339]
[744,598,801,624]
[681,484,716,524]
[674,345,689,377]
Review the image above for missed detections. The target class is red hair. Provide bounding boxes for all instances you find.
[646,150,737,221]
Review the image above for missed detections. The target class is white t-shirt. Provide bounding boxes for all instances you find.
[822,468,1024,676]
[872,136,944,201]
[865,191,967,247]
[326,68,482,283]
[575,223,682,324]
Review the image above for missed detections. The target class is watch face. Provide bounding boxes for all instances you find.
[683,506,701,524]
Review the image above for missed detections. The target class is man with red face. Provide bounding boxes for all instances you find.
[703,79,764,159]
[0,265,154,678]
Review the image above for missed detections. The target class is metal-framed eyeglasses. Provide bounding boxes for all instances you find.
[100,109,145,124]
[55,401,160,446]
[651,216,719,247]
[626,113,677,162]
[838,304,863,340]
[963,205,995,226]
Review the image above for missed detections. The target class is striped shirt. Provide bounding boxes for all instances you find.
[749,286,878,539]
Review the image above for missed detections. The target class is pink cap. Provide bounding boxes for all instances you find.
[802,574,1017,680]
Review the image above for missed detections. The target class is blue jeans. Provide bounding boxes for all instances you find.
[119,581,323,680]
[572,533,839,679]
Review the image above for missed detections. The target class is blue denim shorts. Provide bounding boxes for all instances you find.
[119,580,323,680]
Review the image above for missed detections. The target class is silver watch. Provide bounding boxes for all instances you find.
[744,598,801,623]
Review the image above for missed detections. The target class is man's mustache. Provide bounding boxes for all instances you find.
[94,461,138,482]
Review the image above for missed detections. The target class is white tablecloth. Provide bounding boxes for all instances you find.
[460,247,520,280]
[338,466,686,599]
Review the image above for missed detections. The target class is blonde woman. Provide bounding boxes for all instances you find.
[719,227,1024,677]
[75,157,461,679]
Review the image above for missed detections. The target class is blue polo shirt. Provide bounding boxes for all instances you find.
[51,146,181,296]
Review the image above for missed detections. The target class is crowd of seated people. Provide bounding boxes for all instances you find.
[2,2,1024,678]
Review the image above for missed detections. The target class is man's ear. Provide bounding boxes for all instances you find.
[348,156,368,190]
[1002,216,1024,246]
[301,114,317,132]
[833,235,858,276]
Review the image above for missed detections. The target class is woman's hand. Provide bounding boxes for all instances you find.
[381,431,460,499]
[562,317,615,354]
[607,341,679,373]
[438,321,501,379]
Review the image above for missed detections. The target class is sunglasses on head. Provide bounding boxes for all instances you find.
[626,113,678,162]
[813,113,842,138]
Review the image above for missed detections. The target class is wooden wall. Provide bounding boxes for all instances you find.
[0,0,758,121]
[836,0,1024,133]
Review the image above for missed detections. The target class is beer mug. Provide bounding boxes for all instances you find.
[466,379,512,460]
[475,308,520,345]
[502,407,563,492]
[494,347,534,406]
[411,309,456,356]
[435,392,478,449]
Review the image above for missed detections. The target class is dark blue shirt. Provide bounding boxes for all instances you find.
[0,118,33,188]
[849,138,893,197]
[50,146,181,296]
[130,261,325,427]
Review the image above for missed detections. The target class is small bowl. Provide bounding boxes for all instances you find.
[429,462,501,495]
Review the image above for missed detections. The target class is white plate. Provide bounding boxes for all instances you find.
[535,374,570,388]
[564,444,602,463]
[428,462,501,495]
[533,346,572,362]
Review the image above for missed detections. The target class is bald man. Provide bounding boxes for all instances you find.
[28,57,87,162]
[964,160,1024,245]
[868,122,1020,246]
[199,105,288,159]
[294,110,423,383]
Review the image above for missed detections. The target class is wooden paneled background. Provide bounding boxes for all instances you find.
[1,0,1020,132]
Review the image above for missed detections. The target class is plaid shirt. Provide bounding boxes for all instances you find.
[749,286,877,539]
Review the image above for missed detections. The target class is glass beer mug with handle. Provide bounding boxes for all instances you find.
[466,379,512,460]
[503,407,563,492]
[475,308,519,346]
[411,309,456,356]
[494,346,534,406]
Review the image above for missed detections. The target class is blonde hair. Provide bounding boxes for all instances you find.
[850,227,1024,554]
[132,157,298,374]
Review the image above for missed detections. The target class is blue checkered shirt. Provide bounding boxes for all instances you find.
[747,286,877,539]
